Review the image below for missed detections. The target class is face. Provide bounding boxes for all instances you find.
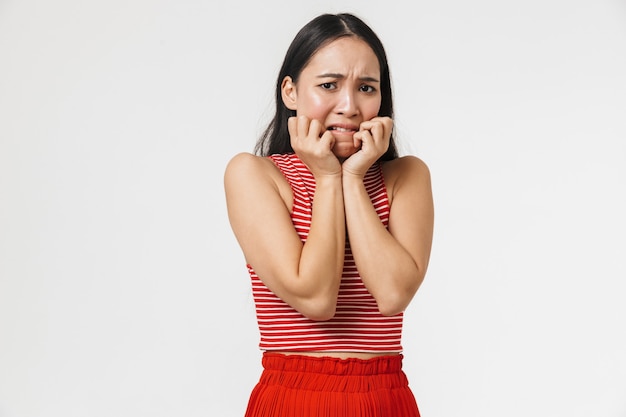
[281,36,382,159]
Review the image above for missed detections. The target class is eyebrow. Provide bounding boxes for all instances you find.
[316,73,380,83]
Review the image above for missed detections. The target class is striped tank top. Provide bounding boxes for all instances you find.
[247,153,404,352]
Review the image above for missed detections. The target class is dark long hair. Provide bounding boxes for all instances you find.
[254,13,398,161]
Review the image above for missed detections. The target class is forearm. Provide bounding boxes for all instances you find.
[343,174,422,316]
[292,175,346,319]
[225,153,345,321]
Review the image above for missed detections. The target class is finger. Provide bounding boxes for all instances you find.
[361,120,383,139]
[320,129,336,148]
[297,115,311,140]
[358,120,375,139]
[355,129,372,149]
[309,119,324,139]
[352,130,363,149]
[358,120,377,139]
[288,117,297,140]
[369,122,384,142]
[379,117,393,140]
[367,116,393,127]
[361,117,392,141]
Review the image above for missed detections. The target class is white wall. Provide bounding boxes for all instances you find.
[1,1,625,416]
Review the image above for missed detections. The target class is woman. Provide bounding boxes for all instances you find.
[224,13,434,417]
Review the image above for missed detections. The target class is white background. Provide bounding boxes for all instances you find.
[1,0,625,416]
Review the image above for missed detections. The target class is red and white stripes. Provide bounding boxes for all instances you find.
[247,153,402,353]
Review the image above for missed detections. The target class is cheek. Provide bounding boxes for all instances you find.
[297,91,332,119]
[364,98,382,119]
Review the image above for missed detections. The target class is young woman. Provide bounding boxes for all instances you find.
[224,13,434,417]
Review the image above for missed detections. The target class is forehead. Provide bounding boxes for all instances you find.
[303,36,380,76]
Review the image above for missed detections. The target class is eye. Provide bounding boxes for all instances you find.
[320,82,337,90]
[360,84,376,93]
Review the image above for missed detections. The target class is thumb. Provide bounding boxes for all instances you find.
[320,129,336,148]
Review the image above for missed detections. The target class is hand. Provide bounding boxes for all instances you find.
[342,116,393,178]
[288,116,342,178]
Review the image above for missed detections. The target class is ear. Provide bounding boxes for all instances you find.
[280,76,298,110]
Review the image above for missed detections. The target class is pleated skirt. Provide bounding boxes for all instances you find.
[244,352,420,417]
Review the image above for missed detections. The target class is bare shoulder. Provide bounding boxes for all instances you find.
[383,155,432,216]
[225,152,274,176]
[382,155,431,195]
[224,152,283,186]
[224,152,292,207]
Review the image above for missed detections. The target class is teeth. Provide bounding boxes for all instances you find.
[330,127,352,132]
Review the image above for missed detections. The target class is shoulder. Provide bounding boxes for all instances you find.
[225,152,272,173]
[382,155,431,185]
[224,152,293,204]
[224,152,281,183]
[381,156,431,204]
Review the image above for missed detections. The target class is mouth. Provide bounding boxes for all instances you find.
[327,125,358,133]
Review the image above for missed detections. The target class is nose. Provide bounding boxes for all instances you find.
[334,87,358,116]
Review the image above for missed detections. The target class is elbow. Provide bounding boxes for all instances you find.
[298,296,337,321]
[375,289,411,316]
[291,275,341,321]
[277,275,341,321]
[377,297,408,317]
[305,308,336,322]
[376,278,424,317]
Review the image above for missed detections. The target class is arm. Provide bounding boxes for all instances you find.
[224,119,345,321]
[343,156,434,316]
[341,117,434,316]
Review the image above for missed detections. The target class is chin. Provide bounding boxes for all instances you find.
[334,152,357,163]
[332,145,358,160]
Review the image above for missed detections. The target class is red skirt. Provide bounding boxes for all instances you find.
[245,352,420,417]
